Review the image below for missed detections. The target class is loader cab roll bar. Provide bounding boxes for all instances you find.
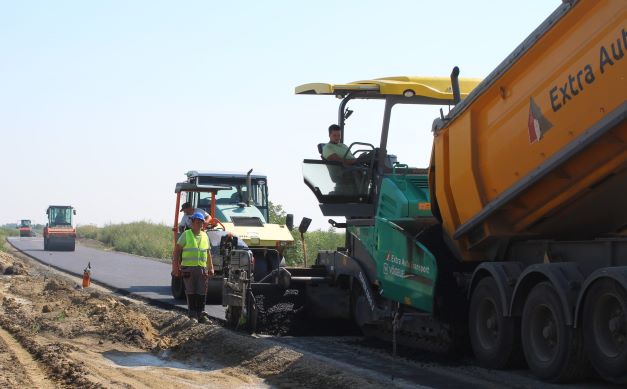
[297,74,482,218]
[172,183,232,244]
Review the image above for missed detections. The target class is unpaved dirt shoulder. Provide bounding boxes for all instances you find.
[0,325,55,388]
[0,243,389,388]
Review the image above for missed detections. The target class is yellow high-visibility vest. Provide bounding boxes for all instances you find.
[181,229,209,267]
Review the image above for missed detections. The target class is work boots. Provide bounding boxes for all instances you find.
[186,295,198,321]
[186,294,209,323]
[196,294,210,323]
[198,313,210,324]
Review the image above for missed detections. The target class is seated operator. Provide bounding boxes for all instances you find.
[322,124,362,165]
[54,212,67,225]
[179,202,210,232]
[322,124,374,196]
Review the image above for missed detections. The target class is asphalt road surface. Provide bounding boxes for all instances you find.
[7,237,226,320]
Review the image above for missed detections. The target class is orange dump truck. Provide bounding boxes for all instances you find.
[290,0,625,385]
[430,0,626,383]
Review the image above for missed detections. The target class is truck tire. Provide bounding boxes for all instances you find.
[171,276,185,299]
[469,277,522,369]
[583,279,627,384]
[521,282,589,382]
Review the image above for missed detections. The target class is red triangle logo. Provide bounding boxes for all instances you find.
[528,97,553,144]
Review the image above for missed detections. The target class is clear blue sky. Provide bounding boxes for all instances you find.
[1,1,559,229]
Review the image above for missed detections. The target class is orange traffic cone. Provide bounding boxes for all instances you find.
[82,262,91,288]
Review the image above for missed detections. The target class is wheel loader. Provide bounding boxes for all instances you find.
[169,170,294,302]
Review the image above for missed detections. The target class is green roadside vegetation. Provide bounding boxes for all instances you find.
[76,202,345,266]
[269,203,344,266]
[0,225,19,252]
[77,221,172,262]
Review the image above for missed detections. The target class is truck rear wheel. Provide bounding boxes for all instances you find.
[583,279,627,384]
[171,276,185,299]
[521,282,588,382]
[469,277,522,369]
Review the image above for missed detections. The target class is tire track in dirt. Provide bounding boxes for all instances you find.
[0,325,55,388]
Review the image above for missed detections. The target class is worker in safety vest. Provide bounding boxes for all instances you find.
[172,211,215,322]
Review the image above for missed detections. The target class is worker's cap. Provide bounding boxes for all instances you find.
[191,211,205,221]
[179,202,192,211]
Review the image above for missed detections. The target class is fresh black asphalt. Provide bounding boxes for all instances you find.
[7,237,226,320]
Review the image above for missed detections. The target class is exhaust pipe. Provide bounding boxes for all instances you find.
[451,66,461,104]
[246,169,253,206]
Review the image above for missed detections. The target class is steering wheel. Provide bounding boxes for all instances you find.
[355,149,375,161]
[344,142,376,166]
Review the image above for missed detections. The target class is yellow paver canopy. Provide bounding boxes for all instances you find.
[295,76,481,100]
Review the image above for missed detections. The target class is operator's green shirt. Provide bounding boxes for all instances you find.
[322,142,355,160]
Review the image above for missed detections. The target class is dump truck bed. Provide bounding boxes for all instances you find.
[431,0,627,260]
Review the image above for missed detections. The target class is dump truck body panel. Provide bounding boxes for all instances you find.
[432,0,627,259]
